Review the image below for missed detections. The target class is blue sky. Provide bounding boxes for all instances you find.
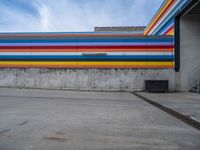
[0,0,164,32]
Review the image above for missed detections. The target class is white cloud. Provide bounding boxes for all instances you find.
[0,0,164,32]
[0,2,39,32]
[38,4,53,31]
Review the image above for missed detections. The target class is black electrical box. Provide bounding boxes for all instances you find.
[145,80,168,93]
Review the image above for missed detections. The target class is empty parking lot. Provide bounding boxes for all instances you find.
[0,88,199,150]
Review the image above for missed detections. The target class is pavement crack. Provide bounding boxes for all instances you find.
[43,136,71,142]
[0,129,11,135]
[19,121,29,126]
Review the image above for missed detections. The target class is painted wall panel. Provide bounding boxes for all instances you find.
[0,33,174,68]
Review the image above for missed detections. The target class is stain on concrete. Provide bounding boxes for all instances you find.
[43,137,69,142]
[43,131,70,143]
[7,135,12,138]
[43,136,71,143]
[0,129,10,135]
[19,121,29,126]
[55,131,66,135]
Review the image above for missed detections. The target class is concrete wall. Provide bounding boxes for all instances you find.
[175,14,200,91]
[0,68,175,91]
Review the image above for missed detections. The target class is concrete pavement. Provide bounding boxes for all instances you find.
[137,92,200,122]
[0,88,199,150]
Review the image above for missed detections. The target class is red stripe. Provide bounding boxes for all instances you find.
[0,45,174,49]
[0,48,174,52]
[164,25,174,35]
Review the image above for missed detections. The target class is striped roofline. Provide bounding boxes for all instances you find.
[145,0,175,35]
[145,0,193,35]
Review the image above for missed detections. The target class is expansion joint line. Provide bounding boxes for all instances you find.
[132,92,200,131]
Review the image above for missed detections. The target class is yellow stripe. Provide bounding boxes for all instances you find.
[0,61,77,66]
[0,61,173,66]
[145,0,173,35]
[77,62,172,66]
[167,30,174,35]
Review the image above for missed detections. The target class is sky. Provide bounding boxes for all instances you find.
[0,0,164,32]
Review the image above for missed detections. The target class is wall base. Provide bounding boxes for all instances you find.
[0,68,175,92]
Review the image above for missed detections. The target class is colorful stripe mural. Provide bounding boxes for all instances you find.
[0,33,174,68]
[144,0,193,36]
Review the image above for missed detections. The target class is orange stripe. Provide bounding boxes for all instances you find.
[0,65,173,68]
[166,27,174,35]
[168,31,174,35]
[73,65,173,69]
[0,48,174,52]
[164,25,174,34]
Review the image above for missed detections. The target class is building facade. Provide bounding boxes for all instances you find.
[0,0,199,91]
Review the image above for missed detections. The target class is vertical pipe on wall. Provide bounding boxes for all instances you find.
[174,16,180,72]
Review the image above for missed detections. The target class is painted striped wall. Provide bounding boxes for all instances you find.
[0,33,174,68]
[145,0,193,35]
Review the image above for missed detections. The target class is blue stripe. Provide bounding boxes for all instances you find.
[156,19,174,35]
[0,38,173,43]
